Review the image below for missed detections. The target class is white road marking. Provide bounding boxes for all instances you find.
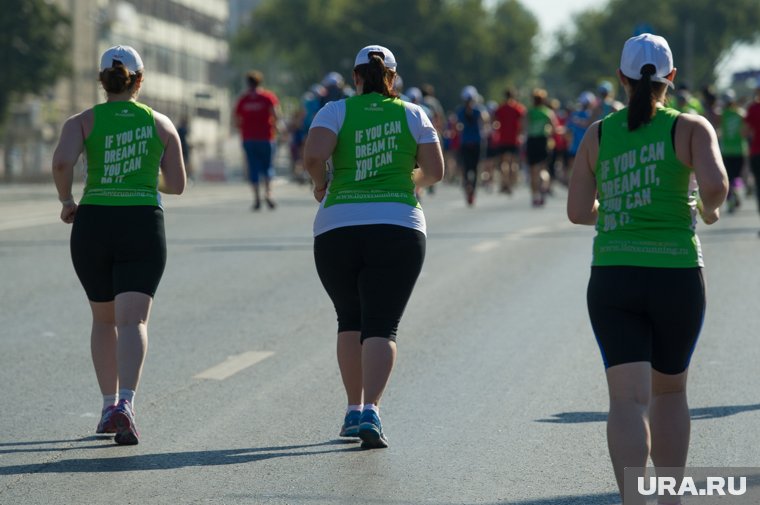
[470,240,500,253]
[194,351,275,380]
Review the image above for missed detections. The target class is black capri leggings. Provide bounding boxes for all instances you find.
[587,266,705,375]
[314,224,426,342]
[71,205,167,302]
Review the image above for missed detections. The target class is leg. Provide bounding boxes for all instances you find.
[263,141,276,208]
[361,337,397,406]
[89,301,118,396]
[359,226,425,407]
[606,362,652,503]
[751,155,760,215]
[242,140,262,208]
[650,369,690,497]
[337,330,363,405]
[114,292,153,391]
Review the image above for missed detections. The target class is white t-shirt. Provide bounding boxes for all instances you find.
[310,97,439,237]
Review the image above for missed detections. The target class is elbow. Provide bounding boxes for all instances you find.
[567,210,584,225]
[700,179,729,208]
[52,159,69,174]
[429,167,444,184]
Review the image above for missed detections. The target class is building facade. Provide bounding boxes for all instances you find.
[5,0,231,180]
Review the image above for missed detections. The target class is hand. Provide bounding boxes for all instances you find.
[313,184,327,203]
[60,201,78,224]
[700,206,720,225]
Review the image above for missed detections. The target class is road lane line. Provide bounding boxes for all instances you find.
[470,240,500,252]
[194,351,275,380]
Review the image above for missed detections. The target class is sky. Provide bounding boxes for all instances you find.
[519,0,758,88]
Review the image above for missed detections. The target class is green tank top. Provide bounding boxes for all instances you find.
[324,93,418,208]
[720,107,746,156]
[526,105,553,138]
[80,101,165,206]
[593,107,703,267]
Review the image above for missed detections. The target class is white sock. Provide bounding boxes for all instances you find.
[119,388,135,407]
[102,394,117,410]
[347,404,363,413]
[363,404,379,414]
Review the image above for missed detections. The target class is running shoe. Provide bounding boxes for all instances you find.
[96,404,117,434]
[112,399,139,445]
[358,409,388,449]
[339,410,361,438]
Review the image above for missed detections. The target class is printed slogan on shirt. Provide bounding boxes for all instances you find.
[599,141,665,232]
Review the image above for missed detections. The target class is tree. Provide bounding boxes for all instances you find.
[543,0,760,102]
[0,0,70,123]
[230,0,539,110]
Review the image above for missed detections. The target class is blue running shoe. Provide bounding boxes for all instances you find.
[358,409,388,449]
[339,410,361,438]
[112,399,139,446]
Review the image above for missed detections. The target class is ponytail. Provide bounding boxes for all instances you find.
[354,53,398,98]
[627,64,667,131]
[99,64,141,95]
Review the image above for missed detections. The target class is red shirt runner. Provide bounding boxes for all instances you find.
[235,89,279,141]
[492,99,526,147]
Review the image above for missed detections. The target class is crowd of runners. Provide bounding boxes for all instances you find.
[275,68,760,219]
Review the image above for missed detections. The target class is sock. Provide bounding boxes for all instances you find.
[119,388,135,407]
[362,403,379,414]
[347,404,363,413]
[102,394,117,410]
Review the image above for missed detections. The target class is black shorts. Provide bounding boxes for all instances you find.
[526,136,548,165]
[494,144,520,155]
[70,205,167,302]
[587,266,705,375]
[314,224,425,342]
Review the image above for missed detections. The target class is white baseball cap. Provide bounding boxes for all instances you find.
[461,85,479,101]
[354,45,397,72]
[620,33,674,88]
[100,45,144,74]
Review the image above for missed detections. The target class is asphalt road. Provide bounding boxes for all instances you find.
[1,179,759,505]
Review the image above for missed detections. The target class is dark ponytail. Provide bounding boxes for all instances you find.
[354,53,398,98]
[99,64,141,95]
[627,64,667,131]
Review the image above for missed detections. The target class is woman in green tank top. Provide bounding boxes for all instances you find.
[567,34,727,503]
[52,45,186,445]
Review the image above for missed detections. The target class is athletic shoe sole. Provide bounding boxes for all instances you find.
[339,426,360,438]
[358,423,388,449]
[112,411,139,445]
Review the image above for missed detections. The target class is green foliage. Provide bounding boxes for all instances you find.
[230,0,539,109]
[544,0,760,103]
[0,0,70,121]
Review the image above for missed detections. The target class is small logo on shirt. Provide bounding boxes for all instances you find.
[115,109,135,118]
[364,103,384,112]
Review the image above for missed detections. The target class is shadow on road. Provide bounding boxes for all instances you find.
[0,439,360,475]
[537,403,760,424]
[505,492,620,505]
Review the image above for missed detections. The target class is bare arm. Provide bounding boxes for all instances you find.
[414,142,445,187]
[567,121,600,225]
[52,114,85,224]
[303,127,337,202]
[153,111,186,195]
[675,113,728,224]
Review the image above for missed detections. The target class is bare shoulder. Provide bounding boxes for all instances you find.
[676,111,715,133]
[151,109,179,136]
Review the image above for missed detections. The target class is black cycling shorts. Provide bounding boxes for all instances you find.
[70,205,167,302]
[314,224,425,342]
[526,136,548,165]
[587,266,705,375]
